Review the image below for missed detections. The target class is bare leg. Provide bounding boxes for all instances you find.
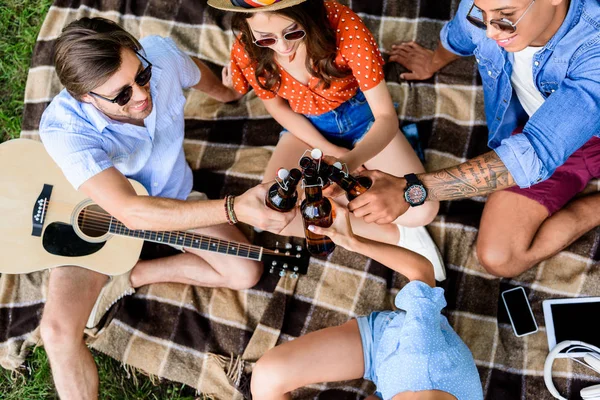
[251,320,365,400]
[477,191,600,277]
[363,129,439,227]
[40,266,108,400]
[130,223,262,290]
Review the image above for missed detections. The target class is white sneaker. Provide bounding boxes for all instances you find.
[398,225,446,282]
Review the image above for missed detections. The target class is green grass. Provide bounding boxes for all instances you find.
[0,2,207,398]
[0,347,203,399]
[0,0,52,141]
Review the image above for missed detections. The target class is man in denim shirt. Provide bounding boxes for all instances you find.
[349,0,600,278]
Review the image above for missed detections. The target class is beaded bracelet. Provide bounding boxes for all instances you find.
[224,195,238,225]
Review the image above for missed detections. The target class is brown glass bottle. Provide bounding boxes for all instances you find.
[300,167,335,258]
[328,162,372,201]
[299,155,331,189]
[266,168,302,212]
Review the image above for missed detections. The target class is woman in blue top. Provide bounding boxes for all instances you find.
[250,205,483,400]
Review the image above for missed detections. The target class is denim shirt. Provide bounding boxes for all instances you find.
[440,0,600,188]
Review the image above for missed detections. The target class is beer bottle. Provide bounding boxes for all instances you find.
[299,149,330,187]
[300,167,335,258]
[327,162,372,201]
[266,168,302,212]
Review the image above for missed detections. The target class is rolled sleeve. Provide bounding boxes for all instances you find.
[494,134,546,188]
[439,0,476,57]
[497,47,600,188]
[40,126,113,190]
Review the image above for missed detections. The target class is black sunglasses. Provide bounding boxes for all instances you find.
[466,0,535,33]
[89,50,153,107]
[253,30,306,48]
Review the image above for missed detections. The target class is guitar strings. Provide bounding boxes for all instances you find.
[48,204,297,257]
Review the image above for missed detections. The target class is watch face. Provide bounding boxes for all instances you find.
[405,184,427,205]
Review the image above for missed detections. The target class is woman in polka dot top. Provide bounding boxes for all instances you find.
[212,0,442,250]
[250,206,484,400]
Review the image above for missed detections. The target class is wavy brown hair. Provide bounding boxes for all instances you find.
[54,17,142,100]
[231,0,351,93]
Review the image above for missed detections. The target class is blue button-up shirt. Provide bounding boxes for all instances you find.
[440,0,600,188]
[40,36,200,199]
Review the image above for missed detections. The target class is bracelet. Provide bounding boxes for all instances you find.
[224,195,238,225]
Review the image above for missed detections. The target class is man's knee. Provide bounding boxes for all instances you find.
[226,261,263,290]
[40,315,84,350]
[476,241,522,278]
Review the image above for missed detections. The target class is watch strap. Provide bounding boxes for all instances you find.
[404,173,420,185]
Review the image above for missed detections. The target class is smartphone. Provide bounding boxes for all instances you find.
[501,286,538,337]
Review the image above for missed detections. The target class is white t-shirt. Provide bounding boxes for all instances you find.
[511,46,545,117]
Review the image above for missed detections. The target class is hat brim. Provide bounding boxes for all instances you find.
[208,0,307,13]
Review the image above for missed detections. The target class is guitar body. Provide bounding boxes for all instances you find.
[0,139,145,275]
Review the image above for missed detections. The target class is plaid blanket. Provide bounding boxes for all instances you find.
[2,0,600,398]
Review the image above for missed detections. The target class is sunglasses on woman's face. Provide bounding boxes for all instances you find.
[466,0,535,33]
[253,30,306,48]
[89,50,153,107]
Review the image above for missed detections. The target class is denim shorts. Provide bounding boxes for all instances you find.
[356,309,403,397]
[281,90,376,149]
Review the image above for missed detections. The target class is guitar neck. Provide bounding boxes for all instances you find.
[108,219,263,261]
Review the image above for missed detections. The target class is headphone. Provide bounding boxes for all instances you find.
[544,340,600,399]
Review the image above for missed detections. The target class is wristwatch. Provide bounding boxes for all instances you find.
[404,173,427,206]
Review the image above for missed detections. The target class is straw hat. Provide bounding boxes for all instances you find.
[207,0,307,13]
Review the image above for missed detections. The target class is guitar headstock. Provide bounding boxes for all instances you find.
[262,241,310,278]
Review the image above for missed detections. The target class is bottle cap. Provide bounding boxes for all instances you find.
[299,156,314,170]
[310,148,323,160]
[303,167,317,178]
[288,168,303,181]
[333,162,343,170]
[277,168,290,180]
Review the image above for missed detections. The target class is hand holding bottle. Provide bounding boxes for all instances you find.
[235,183,297,234]
[308,204,358,252]
[347,170,409,224]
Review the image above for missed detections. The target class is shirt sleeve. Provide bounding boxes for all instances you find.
[337,8,385,91]
[143,36,201,89]
[439,0,477,57]
[40,125,113,190]
[230,39,277,100]
[495,48,600,188]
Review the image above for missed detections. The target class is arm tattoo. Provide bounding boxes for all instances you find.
[421,151,515,201]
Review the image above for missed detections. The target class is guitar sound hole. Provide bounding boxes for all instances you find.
[78,204,111,238]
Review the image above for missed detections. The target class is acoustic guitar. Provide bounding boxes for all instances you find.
[0,139,308,277]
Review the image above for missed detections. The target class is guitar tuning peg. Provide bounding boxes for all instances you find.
[275,241,280,247]
[285,243,293,249]
[293,266,299,272]
[296,245,302,251]
[282,263,288,269]
[269,267,274,274]
[291,272,298,279]
[272,261,277,266]
[279,270,286,277]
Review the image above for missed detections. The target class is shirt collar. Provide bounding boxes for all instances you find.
[78,62,163,137]
[543,0,582,51]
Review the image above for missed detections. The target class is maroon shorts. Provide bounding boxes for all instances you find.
[505,130,600,216]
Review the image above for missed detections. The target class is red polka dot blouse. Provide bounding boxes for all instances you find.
[229,1,385,116]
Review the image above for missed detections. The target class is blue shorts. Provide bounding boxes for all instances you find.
[281,90,376,149]
[356,309,403,398]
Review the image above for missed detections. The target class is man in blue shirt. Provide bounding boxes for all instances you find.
[38,18,295,400]
[349,0,600,279]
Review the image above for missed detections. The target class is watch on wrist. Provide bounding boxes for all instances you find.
[403,173,427,207]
